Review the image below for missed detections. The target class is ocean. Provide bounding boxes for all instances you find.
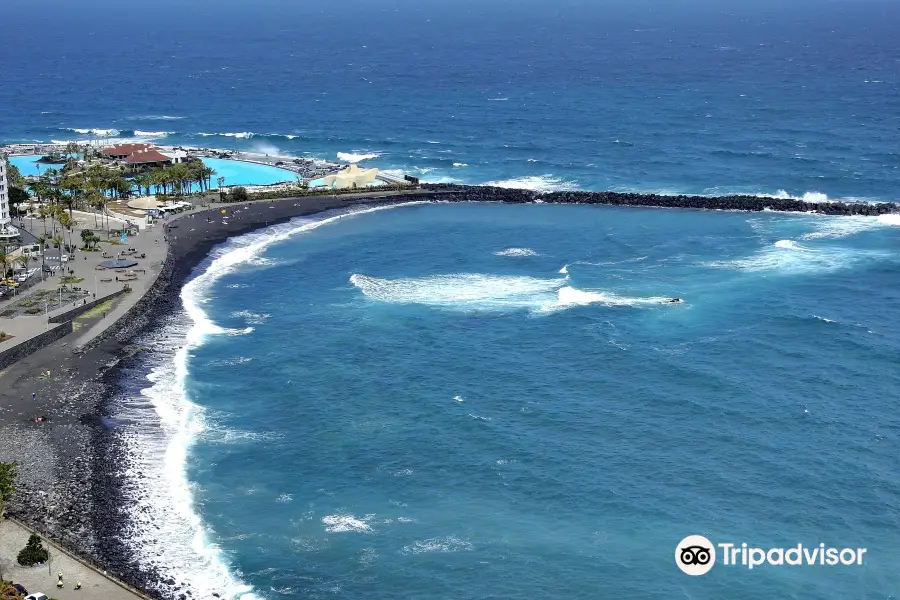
[1,0,899,200]
[2,0,900,598]
[116,202,900,599]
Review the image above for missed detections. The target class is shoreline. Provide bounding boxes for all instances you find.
[0,187,897,598]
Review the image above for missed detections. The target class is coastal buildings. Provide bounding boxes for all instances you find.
[0,157,20,246]
[102,143,173,173]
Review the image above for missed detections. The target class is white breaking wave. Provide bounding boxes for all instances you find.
[123,202,426,600]
[559,264,568,274]
[198,132,254,139]
[350,272,677,313]
[452,162,468,167]
[774,240,809,251]
[484,174,579,192]
[487,97,509,101]
[542,286,675,313]
[69,127,120,136]
[133,130,173,137]
[800,213,900,240]
[494,247,538,257]
[337,151,380,163]
[350,273,564,309]
[703,240,889,274]
[323,514,374,533]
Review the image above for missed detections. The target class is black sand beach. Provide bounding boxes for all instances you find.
[1,185,897,596]
[0,190,429,595]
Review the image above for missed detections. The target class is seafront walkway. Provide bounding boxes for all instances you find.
[0,213,168,353]
[0,519,147,600]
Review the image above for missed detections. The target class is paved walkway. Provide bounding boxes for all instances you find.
[0,519,146,600]
[0,212,168,352]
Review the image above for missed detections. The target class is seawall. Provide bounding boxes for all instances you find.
[420,184,899,215]
[0,321,73,371]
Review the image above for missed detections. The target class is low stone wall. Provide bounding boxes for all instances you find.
[0,321,72,370]
[48,288,129,324]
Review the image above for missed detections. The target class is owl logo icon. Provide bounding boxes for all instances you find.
[676,535,716,575]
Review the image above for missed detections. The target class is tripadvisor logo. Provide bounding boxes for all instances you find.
[675,535,867,576]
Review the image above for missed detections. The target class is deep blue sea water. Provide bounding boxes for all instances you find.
[2,0,899,199]
[117,202,900,600]
[3,1,900,598]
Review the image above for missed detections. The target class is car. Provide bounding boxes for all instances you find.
[12,584,27,596]
[60,254,69,263]
[24,593,48,600]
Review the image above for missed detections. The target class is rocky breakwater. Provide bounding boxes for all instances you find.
[421,184,900,216]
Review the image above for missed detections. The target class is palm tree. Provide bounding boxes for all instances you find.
[15,254,29,274]
[37,204,51,237]
[135,173,153,196]
[59,176,81,217]
[52,234,64,261]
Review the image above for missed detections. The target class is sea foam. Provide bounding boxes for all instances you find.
[484,174,579,192]
[494,247,539,257]
[337,151,380,163]
[350,272,676,313]
[122,202,426,600]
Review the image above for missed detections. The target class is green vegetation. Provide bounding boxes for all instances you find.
[229,186,249,202]
[79,299,113,319]
[17,532,49,566]
[24,307,41,315]
[0,462,15,517]
[61,276,84,284]
[0,579,24,600]
[19,300,34,307]
[81,229,100,250]
[0,332,9,342]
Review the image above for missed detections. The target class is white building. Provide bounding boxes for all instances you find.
[0,157,19,244]
[322,164,379,190]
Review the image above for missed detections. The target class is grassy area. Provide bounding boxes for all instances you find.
[61,276,85,284]
[77,298,114,319]
[24,307,41,315]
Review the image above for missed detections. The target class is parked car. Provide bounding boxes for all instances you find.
[24,593,48,600]
[12,584,28,596]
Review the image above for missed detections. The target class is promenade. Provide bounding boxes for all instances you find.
[0,519,146,600]
[0,211,168,353]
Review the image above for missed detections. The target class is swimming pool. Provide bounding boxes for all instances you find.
[8,155,297,192]
[200,158,295,188]
[8,155,63,177]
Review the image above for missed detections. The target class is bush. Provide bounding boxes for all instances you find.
[229,186,249,202]
[17,533,49,566]
[24,307,41,315]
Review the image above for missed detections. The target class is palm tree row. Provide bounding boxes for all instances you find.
[137,161,216,196]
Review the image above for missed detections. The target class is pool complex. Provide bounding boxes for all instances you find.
[7,155,296,191]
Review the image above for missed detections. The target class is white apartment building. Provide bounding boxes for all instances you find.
[0,157,21,244]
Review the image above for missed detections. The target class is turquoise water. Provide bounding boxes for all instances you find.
[9,154,53,177]
[9,155,295,191]
[199,158,295,188]
[129,202,900,599]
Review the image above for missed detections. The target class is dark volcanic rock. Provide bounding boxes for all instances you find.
[420,184,900,216]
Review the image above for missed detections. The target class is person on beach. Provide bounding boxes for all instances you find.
[32,392,35,401]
